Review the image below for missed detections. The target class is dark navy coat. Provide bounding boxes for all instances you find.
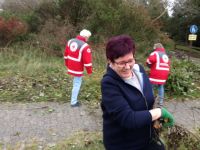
[101,64,155,150]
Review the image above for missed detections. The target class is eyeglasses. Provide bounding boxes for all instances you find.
[114,59,135,68]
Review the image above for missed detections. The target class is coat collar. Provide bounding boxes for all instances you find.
[155,47,165,52]
[76,35,87,42]
[106,65,123,81]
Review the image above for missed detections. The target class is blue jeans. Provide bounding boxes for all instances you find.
[71,76,82,105]
[153,84,164,105]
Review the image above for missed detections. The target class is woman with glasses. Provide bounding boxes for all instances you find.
[101,35,174,150]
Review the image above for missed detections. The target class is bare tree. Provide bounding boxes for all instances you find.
[2,0,52,12]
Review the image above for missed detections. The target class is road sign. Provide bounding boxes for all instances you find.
[190,25,198,34]
[188,34,197,41]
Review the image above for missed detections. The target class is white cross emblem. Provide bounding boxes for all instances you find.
[70,42,78,52]
[162,54,169,63]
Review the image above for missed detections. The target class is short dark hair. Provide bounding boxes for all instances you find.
[106,35,135,62]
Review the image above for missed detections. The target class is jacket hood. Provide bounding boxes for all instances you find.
[155,47,165,52]
[76,35,87,42]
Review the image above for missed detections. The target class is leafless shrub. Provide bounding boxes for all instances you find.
[0,16,28,46]
[2,0,40,13]
[36,19,76,57]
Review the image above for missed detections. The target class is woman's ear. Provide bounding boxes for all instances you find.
[107,59,111,64]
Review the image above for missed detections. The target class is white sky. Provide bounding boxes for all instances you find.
[167,0,175,16]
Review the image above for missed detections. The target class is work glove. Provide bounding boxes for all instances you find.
[161,107,174,127]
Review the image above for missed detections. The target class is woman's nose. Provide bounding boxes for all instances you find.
[124,63,131,69]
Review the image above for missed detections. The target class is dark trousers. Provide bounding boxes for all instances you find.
[144,138,165,150]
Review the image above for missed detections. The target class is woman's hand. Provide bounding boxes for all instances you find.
[161,107,174,127]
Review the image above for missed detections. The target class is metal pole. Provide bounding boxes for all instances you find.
[189,41,192,48]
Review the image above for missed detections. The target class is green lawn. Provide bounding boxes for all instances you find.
[175,44,200,58]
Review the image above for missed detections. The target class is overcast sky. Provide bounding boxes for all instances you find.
[0,0,4,7]
[167,0,175,16]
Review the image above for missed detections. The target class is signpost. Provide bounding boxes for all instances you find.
[188,34,197,41]
[190,25,198,34]
[188,25,198,47]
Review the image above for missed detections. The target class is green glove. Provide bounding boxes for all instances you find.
[161,107,174,127]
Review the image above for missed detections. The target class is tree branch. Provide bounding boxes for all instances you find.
[151,8,168,23]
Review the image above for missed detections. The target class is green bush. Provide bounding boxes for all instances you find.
[1,0,164,47]
[0,10,15,19]
[35,0,59,21]
[166,58,200,97]
[57,0,92,26]
[21,12,42,33]
[85,0,159,43]
[54,0,161,44]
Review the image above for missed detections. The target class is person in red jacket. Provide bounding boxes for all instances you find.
[64,29,92,107]
[146,43,170,106]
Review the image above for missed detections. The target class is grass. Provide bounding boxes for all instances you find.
[175,44,200,51]
[1,42,199,103]
[0,44,106,149]
[1,128,199,150]
[0,43,200,149]
[175,44,200,58]
[48,131,104,150]
[0,131,104,150]
[0,43,106,104]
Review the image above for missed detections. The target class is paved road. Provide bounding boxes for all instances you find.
[0,102,101,147]
[165,100,200,133]
[0,100,199,147]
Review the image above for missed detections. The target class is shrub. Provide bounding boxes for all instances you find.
[35,0,59,21]
[21,12,42,33]
[36,19,76,56]
[80,0,160,44]
[165,58,200,97]
[57,0,91,26]
[165,125,200,150]
[0,16,28,46]
[1,0,39,13]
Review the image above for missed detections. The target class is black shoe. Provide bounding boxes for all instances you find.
[71,102,81,107]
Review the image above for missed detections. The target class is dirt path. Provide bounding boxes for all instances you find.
[165,100,200,134]
[0,102,101,147]
[0,100,199,147]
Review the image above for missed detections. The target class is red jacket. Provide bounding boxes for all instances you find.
[146,48,170,84]
[64,35,92,76]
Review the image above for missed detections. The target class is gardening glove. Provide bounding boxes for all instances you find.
[161,107,174,127]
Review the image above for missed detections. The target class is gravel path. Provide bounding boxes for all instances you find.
[0,102,102,147]
[165,100,200,133]
[0,100,199,147]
